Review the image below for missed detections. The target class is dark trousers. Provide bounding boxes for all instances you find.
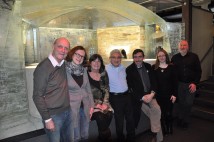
[132,100,142,129]
[157,97,173,134]
[92,111,113,141]
[177,82,196,123]
[109,93,135,142]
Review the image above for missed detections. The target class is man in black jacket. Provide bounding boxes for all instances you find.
[171,40,202,129]
[126,49,163,142]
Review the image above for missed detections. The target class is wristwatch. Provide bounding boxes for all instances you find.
[151,91,156,98]
[151,90,156,94]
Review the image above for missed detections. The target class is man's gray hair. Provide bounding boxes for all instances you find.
[109,49,122,57]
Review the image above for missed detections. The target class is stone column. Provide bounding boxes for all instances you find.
[0,1,29,139]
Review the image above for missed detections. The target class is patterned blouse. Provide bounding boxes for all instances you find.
[88,71,113,113]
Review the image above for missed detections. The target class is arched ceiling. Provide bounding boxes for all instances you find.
[39,9,137,29]
[20,0,167,29]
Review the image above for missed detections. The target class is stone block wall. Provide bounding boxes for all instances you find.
[0,1,29,139]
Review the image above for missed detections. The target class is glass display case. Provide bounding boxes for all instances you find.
[21,0,184,64]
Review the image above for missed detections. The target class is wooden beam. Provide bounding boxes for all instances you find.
[182,0,192,50]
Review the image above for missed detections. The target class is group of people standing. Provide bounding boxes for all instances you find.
[33,37,201,142]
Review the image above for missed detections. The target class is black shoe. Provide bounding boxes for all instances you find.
[150,136,157,142]
[161,124,168,136]
[117,136,125,142]
[177,119,183,127]
[169,127,173,134]
[167,124,173,135]
[148,132,157,142]
[182,122,189,130]
[126,139,136,142]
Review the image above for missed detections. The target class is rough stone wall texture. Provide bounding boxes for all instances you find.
[0,0,29,131]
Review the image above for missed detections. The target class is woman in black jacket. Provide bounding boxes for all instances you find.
[152,49,177,136]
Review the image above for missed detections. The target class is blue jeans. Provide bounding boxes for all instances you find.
[74,107,89,142]
[44,109,72,142]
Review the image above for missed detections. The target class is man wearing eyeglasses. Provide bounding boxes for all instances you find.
[126,49,163,142]
[106,49,135,142]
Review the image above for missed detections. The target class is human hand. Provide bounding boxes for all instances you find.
[189,83,196,93]
[170,95,176,103]
[45,119,55,131]
[96,104,108,111]
[143,94,153,103]
[100,104,108,110]
[89,107,94,119]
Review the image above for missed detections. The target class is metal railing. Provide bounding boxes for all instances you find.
[200,43,214,63]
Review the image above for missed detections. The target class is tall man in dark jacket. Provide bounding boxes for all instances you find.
[171,40,202,129]
[126,49,163,142]
[33,37,72,142]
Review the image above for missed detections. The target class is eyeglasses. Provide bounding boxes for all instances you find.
[74,52,85,59]
[157,55,165,58]
[133,56,143,59]
[110,56,122,60]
